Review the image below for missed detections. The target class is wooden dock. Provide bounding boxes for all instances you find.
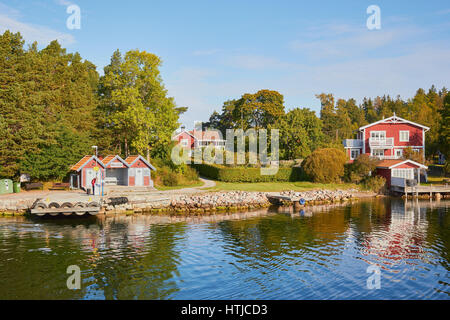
[391,184,450,197]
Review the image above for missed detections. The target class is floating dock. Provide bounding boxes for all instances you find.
[30,199,101,217]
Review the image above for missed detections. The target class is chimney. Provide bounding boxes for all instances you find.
[180,125,186,132]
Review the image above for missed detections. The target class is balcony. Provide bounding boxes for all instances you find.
[372,155,401,160]
[343,139,363,148]
[369,137,394,148]
[196,140,226,148]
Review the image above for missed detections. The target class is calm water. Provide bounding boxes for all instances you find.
[0,198,448,300]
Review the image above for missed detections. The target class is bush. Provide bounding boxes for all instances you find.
[192,163,305,182]
[362,176,386,193]
[301,148,347,183]
[345,154,379,183]
[153,163,199,187]
[162,172,180,186]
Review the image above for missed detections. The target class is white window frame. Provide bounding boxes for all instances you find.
[399,130,409,142]
[391,168,413,179]
[350,149,360,160]
[180,138,189,147]
[395,149,403,158]
[371,149,384,157]
[370,131,386,140]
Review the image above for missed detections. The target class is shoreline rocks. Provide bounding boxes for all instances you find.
[0,189,375,217]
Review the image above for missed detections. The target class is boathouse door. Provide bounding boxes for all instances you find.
[135,168,144,186]
[85,169,96,190]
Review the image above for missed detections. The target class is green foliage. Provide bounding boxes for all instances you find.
[276,108,324,159]
[0,31,97,180]
[20,126,92,181]
[362,176,386,194]
[345,154,379,183]
[153,162,199,187]
[302,148,347,183]
[99,49,183,159]
[204,90,285,132]
[192,164,304,183]
[402,147,425,164]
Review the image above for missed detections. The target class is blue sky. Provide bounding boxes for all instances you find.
[1,0,449,127]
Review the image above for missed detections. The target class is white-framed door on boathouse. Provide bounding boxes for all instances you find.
[85,168,96,189]
[135,168,144,186]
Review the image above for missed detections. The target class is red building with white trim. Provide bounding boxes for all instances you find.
[343,114,429,162]
[172,126,226,156]
[375,159,428,189]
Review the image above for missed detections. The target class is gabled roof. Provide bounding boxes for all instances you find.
[376,159,428,169]
[70,155,106,172]
[125,155,156,171]
[102,155,129,167]
[359,114,430,132]
[172,129,197,141]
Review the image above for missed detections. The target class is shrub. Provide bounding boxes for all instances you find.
[345,154,379,183]
[162,172,180,186]
[301,148,347,183]
[192,163,305,182]
[362,176,386,194]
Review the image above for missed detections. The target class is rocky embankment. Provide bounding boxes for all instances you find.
[0,189,368,216]
[104,189,362,215]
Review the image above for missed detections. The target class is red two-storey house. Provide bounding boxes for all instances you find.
[343,114,429,162]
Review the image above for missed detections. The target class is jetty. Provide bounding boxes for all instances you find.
[391,184,450,198]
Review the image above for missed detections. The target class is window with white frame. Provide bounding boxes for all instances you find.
[180,138,189,147]
[399,131,409,142]
[391,168,413,179]
[371,131,386,140]
[395,149,403,158]
[350,149,360,160]
[371,149,384,157]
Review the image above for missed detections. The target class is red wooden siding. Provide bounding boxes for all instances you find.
[365,123,424,155]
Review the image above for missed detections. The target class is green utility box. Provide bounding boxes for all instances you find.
[0,179,13,195]
[13,182,21,193]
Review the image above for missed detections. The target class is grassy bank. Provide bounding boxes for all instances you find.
[205,181,359,192]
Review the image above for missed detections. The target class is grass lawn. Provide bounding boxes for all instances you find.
[205,181,359,192]
[155,181,204,191]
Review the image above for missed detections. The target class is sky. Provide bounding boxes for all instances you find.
[1,0,449,127]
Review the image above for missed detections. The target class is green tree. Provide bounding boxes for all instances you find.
[276,108,324,159]
[99,49,184,160]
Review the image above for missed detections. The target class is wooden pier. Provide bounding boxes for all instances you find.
[391,184,450,198]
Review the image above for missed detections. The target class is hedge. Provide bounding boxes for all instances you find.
[192,163,305,182]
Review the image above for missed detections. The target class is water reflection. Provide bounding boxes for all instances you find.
[0,199,448,299]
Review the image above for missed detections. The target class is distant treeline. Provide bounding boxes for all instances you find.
[0,30,184,180]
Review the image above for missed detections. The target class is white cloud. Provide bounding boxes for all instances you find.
[0,10,75,46]
[289,23,424,60]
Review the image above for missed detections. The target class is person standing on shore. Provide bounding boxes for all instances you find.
[91,177,96,195]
